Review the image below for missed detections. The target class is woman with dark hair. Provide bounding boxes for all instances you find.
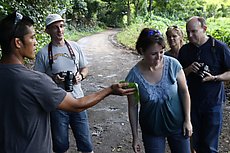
[125,28,192,153]
[165,26,184,58]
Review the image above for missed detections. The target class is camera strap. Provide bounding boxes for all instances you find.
[48,40,77,70]
[211,37,216,53]
[210,37,217,67]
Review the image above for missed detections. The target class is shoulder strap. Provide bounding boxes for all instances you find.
[47,40,78,71]
[211,37,216,53]
[210,37,217,66]
[48,42,53,70]
[64,40,76,65]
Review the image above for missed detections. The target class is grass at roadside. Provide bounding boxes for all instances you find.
[116,23,146,50]
[65,26,104,41]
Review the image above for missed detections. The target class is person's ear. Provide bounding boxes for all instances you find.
[203,25,207,32]
[14,38,22,49]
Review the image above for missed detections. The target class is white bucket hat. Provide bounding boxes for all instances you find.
[46,14,64,27]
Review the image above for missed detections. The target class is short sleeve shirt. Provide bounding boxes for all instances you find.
[34,40,88,98]
[178,37,230,108]
[126,56,184,136]
[0,64,66,153]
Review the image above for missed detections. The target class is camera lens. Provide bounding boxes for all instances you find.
[64,71,74,92]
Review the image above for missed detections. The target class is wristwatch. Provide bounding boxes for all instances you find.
[80,73,85,81]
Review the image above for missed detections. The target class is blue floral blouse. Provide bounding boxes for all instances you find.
[126,56,184,136]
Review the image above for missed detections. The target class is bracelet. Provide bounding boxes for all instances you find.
[80,73,85,81]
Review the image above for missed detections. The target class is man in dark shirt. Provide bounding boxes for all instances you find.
[178,16,230,153]
[0,12,135,153]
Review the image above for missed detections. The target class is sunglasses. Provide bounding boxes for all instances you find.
[148,30,162,37]
[11,12,23,37]
[167,25,179,30]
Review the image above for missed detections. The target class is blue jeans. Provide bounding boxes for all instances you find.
[50,110,93,153]
[191,105,223,153]
[142,130,190,153]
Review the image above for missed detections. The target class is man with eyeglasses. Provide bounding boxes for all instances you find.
[0,12,135,153]
[178,16,230,153]
[34,13,94,153]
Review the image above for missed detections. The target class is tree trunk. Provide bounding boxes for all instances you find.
[127,0,131,25]
[134,0,140,17]
[148,0,153,13]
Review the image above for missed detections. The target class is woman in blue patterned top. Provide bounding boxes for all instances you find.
[126,28,192,153]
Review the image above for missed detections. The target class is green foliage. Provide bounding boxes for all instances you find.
[0,0,104,56]
[1,0,230,56]
[133,0,148,17]
[67,0,102,30]
[117,23,144,49]
[204,0,230,5]
[65,25,104,41]
[0,0,73,53]
[145,0,230,21]
[207,18,230,45]
[97,0,127,27]
[117,15,230,51]
[152,0,206,20]
[117,15,185,50]
[71,0,88,28]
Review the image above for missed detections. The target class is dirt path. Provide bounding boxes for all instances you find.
[68,30,230,153]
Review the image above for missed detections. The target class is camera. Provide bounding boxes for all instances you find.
[58,71,75,92]
[197,63,210,79]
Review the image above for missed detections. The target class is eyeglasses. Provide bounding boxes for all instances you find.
[11,12,23,37]
[148,30,162,37]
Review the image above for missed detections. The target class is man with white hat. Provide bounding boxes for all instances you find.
[0,11,135,153]
[34,14,93,153]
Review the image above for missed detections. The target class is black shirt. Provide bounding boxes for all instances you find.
[178,36,230,108]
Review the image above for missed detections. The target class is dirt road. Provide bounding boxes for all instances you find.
[68,30,230,153]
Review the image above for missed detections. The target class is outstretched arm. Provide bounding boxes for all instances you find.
[58,83,135,112]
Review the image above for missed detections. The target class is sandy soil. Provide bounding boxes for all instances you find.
[66,29,230,153]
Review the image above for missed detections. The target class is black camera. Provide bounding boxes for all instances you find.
[197,63,210,79]
[58,71,75,92]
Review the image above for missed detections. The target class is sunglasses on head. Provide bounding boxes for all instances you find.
[167,25,179,30]
[148,30,162,37]
[11,12,23,37]
[14,12,23,25]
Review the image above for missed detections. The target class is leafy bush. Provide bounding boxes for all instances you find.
[117,15,185,50]
[117,15,230,51]
[65,25,104,41]
[207,17,230,46]
[117,23,145,50]
[152,0,206,21]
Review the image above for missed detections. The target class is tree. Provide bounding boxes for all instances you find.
[133,0,148,17]
[0,0,73,50]
[127,0,131,25]
[148,0,154,13]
